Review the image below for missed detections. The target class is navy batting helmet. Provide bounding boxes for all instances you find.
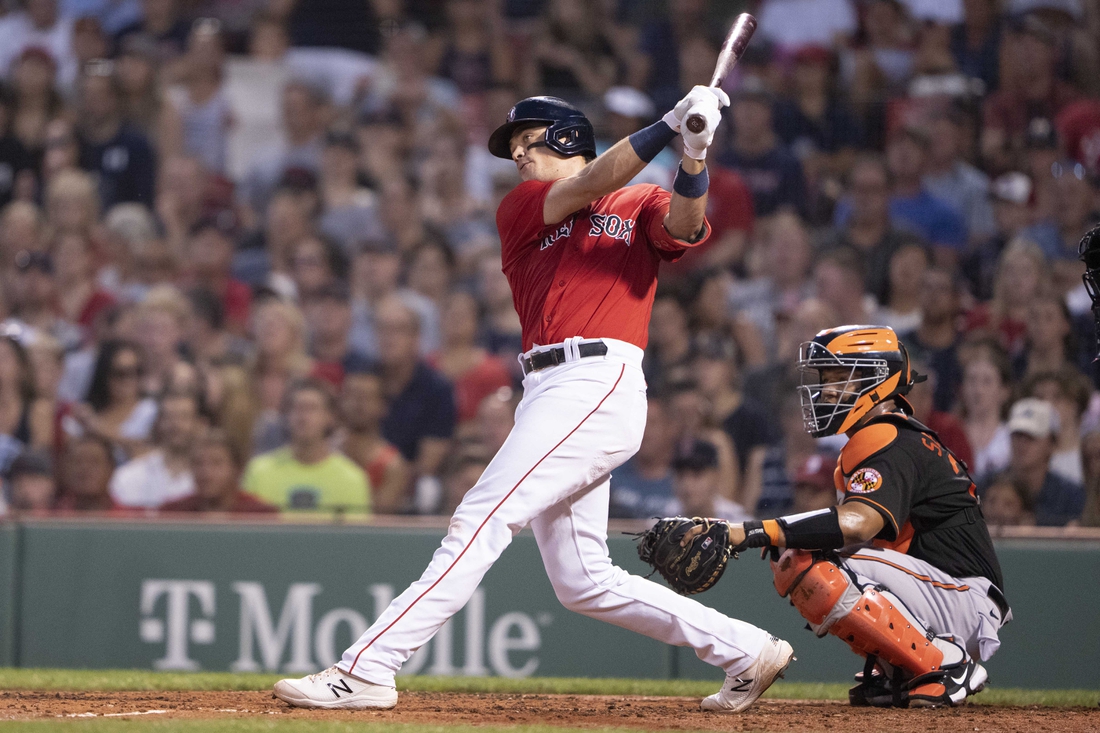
[488,96,596,161]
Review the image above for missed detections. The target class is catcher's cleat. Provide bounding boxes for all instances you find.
[907,659,988,709]
[274,665,398,709]
[701,635,795,712]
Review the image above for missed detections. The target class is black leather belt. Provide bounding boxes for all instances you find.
[521,341,608,375]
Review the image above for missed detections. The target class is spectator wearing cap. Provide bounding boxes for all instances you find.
[1025,367,1093,485]
[243,377,370,514]
[336,369,409,514]
[817,154,923,304]
[109,390,201,508]
[317,128,384,257]
[981,15,1079,173]
[54,434,121,512]
[165,19,233,176]
[998,397,1085,526]
[962,172,1039,300]
[186,206,251,334]
[595,86,674,188]
[160,428,276,513]
[374,295,456,514]
[0,0,78,88]
[668,439,752,522]
[608,398,676,519]
[302,280,370,388]
[4,447,56,512]
[240,79,328,215]
[113,0,192,63]
[428,291,512,427]
[717,77,808,218]
[790,453,838,515]
[923,110,996,247]
[76,60,157,208]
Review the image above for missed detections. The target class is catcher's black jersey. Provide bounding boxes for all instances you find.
[836,412,1005,592]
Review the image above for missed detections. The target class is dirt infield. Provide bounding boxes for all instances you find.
[3,690,1099,731]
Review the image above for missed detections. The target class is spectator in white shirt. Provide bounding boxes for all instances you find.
[0,0,78,88]
[109,389,202,507]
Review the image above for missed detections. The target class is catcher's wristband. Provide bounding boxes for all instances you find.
[777,506,846,550]
[738,519,781,551]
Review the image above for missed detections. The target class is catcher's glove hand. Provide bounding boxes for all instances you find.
[635,516,732,595]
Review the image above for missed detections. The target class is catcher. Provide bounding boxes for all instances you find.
[641,325,1010,708]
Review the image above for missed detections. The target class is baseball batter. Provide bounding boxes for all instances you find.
[678,325,1010,708]
[273,92,793,711]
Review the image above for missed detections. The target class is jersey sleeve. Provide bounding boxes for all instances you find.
[841,446,916,542]
[496,180,556,258]
[636,185,712,262]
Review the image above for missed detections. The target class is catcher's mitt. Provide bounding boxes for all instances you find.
[635,516,732,595]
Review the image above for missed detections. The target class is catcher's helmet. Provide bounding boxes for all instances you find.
[1079,225,1100,358]
[488,96,596,161]
[797,325,921,438]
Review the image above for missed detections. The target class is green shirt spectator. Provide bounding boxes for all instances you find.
[243,378,371,514]
[243,447,369,513]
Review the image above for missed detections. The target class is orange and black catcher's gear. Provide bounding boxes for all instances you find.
[798,325,924,438]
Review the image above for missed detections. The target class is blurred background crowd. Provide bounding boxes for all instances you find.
[0,0,1099,530]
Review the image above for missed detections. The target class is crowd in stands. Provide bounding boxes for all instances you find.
[1,0,1099,529]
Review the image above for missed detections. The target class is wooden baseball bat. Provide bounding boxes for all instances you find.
[684,13,758,134]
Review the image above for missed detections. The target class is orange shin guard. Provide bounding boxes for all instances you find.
[773,552,958,678]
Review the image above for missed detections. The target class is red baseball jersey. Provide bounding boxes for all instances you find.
[496,179,710,351]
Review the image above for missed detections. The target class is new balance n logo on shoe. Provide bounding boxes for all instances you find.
[328,679,354,698]
[728,678,753,692]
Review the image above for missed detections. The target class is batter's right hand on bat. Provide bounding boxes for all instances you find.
[681,106,724,160]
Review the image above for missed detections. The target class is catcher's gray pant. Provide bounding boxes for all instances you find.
[339,338,771,686]
[841,546,1011,663]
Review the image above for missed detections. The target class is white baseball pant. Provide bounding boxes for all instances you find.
[340,337,771,684]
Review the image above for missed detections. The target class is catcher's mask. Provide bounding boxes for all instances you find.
[797,325,922,438]
[1079,225,1100,358]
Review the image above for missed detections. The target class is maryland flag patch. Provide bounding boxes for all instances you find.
[847,467,883,494]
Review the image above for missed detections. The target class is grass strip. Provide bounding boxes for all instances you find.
[0,668,1096,707]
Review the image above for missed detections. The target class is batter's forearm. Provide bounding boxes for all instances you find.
[664,157,708,241]
[572,137,650,199]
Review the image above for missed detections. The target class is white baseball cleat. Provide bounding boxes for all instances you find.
[701,635,795,712]
[273,665,398,709]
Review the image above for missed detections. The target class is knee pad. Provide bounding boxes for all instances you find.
[773,551,964,678]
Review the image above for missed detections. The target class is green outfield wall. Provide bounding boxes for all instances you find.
[1,519,1097,688]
